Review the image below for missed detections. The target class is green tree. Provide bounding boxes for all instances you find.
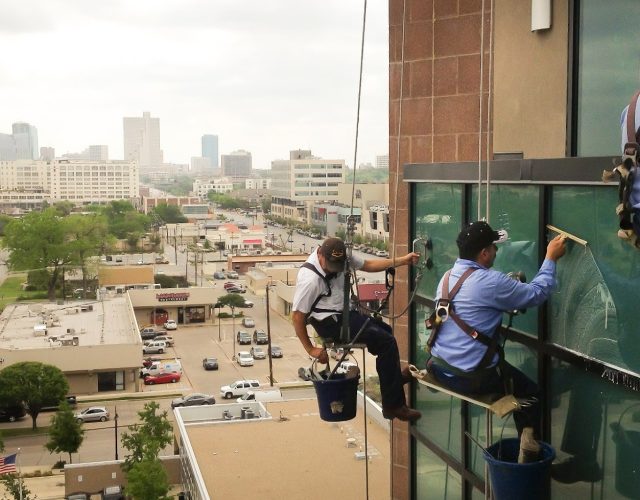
[0,214,13,236]
[150,204,187,224]
[121,402,172,472]
[45,401,84,463]
[216,293,246,339]
[2,209,76,300]
[126,458,171,500]
[101,201,150,239]
[66,214,110,297]
[0,362,69,430]
[52,201,74,216]
[0,474,35,500]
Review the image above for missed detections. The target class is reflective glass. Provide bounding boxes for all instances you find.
[549,186,640,374]
[415,382,462,462]
[414,183,463,299]
[576,0,640,156]
[550,361,640,499]
[416,442,463,499]
[470,184,540,336]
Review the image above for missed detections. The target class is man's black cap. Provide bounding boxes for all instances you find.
[456,221,508,257]
[320,237,346,273]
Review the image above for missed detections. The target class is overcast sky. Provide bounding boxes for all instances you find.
[0,0,389,169]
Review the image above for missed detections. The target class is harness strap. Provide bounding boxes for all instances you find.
[627,90,640,146]
[301,262,340,322]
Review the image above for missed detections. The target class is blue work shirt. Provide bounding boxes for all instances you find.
[431,258,557,371]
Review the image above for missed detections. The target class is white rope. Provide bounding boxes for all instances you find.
[477,0,487,220]
[485,0,495,223]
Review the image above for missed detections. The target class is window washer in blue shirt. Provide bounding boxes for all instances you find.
[426,221,566,439]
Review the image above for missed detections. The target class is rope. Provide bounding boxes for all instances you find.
[485,0,495,223]
[477,0,486,220]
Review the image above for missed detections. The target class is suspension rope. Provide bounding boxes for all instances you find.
[477,0,486,220]
[485,0,495,223]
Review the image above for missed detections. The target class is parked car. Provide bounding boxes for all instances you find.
[329,347,354,360]
[220,379,261,399]
[144,372,181,385]
[250,346,266,360]
[226,271,239,279]
[163,320,177,330]
[171,393,215,408]
[236,351,254,367]
[236,330,251,345]
[143,341,167,354]
[142,357,161,368]
[0,405,26,422]
[154,335,174,347]
[242,317,255,328]
[253,329,268,344]
[375,250,389,257]
[139,326,166,340]
[224,282,243,290]
[227,287,246,294]
[239,300,254,308]
[270,345,283,358]
[202,357,219,370]
[213,271,226,279]
[75,406,109,423]
[41,395,77,412]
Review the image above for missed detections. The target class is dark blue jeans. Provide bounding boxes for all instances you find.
[311,311,405,409]
[428,359,541,436]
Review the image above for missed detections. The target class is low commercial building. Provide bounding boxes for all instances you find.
[0,297,141,394]
[128,288,216,327]
[98,266,156,293]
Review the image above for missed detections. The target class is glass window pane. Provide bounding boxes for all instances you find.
[414,302,433,372]
[576,0,640,156]
[470,184,541,336]
[416,441,462,499]
[414,183,463,300]
[415,383,462,461]
[550,361,640,499]
[549,186,640,373]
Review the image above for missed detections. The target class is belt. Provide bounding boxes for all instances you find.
[427,355,496,379]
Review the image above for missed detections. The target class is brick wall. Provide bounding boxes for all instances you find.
[388,1,491,498]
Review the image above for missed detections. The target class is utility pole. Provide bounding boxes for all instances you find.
[114,406,119,460]
[173,226,178,264]
[266,280,274,386]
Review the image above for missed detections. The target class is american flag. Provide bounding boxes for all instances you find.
[0,453,17,474]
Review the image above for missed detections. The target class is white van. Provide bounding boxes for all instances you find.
[220,379,261,399]
[140,359,182,378]
[236,389,282,403]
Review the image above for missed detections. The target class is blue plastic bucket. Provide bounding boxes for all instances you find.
[484,438,555,500]
[312,373,360,422]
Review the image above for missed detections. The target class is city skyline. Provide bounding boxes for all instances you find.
[0,1,388,169]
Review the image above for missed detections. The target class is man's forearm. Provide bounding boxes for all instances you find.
[362,255,408,273]
[292,311,314,353]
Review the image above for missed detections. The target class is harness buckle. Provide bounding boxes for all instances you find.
[435,300,450,324]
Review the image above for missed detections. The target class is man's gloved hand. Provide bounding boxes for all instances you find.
[308,346,328,364]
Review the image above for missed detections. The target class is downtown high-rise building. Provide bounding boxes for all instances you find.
[12,122,38,160]
[123,112,163,167]
[221,150,252,179]
[201,134,219,168]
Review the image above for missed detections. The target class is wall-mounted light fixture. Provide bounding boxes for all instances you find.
[532,0,551,31]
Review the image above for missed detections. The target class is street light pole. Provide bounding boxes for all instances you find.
[114,406,119,460]
[266,281,274,386]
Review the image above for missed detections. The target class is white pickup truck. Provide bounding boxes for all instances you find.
[140,359,182,378]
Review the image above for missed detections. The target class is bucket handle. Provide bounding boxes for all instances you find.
[617,402,640,428]
[311,353,359,381]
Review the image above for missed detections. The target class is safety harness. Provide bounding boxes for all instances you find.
[301,262,341,323]
[425,268,502,374]
[603,90,640,248]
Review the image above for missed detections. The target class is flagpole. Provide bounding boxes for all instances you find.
[17,448,22,500]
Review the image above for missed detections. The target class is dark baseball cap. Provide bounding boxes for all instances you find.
[456,221,508,256]
[320,237,346,273]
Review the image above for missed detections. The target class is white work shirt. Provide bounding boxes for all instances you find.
[292,249,365,320]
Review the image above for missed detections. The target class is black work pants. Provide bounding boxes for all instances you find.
[311,311,406,409]
[428,359,541,437]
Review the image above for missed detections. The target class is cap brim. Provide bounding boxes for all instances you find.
[493,229,509,244]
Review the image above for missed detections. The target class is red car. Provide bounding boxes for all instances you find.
[144,372,181,385]
[224,282,243,290]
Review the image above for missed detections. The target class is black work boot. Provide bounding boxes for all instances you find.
[382,405,422,422]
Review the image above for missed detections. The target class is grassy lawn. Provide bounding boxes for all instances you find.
[0,275,47,310]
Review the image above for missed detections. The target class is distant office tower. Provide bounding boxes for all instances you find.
[123,112,163,167]
[0,133,17,160]
[12,122,38,160]
[40,147,55,161]
[88,145,108,161]
[202,135,219,168]
[221,150,252,179]
[375,154,389,169]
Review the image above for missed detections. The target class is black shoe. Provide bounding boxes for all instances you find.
[382,405,422,422]
[551,457,602,484]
